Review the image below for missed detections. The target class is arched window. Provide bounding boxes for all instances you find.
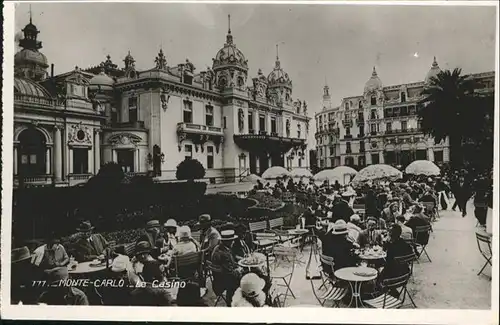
[17,128,47,176]
[401,92,406,103]
[345,102,349,110]
[237,76,245,87]
[371,96,377,106]
[218,77,227,88]
[358,101,363,109]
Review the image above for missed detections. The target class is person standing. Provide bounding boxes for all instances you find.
[472,174,490,229]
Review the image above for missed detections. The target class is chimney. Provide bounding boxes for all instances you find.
[51,64,54,78]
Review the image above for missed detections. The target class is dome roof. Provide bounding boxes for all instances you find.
[212,29,248,71]
[267,57,292,89]
[425,57,441,84]
[14,77,51,98]
[364,66,383,93]
[89,69,115,90]
[14,49,48,67]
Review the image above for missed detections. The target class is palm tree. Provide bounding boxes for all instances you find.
[418,68,480,168]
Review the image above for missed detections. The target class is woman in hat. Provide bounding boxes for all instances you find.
[32,232,69,272]
[171,226,199,256]
[231,273,268,307]
[137,220,164,258]
[74,220,109,262]
[133,241,164,283]
[358,218,384,248]
[164,219,179,250]
[102,254,134,305]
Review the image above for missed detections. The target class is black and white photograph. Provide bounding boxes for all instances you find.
[1,1,498,323]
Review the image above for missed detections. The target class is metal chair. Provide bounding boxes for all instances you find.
[413,225,433,263]
[205,260,227,306]
[363,272,413,309]
[475,232,492,278]
[394,252,418,308]
[270,245,297,305]
[310,254,347,307]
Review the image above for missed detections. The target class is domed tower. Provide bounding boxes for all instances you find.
[88,66,115,119]
[364,66,383,107]
[212,15,249,90]
[14,13,49,81]
[267,44,293,106]
[425,56,442,85]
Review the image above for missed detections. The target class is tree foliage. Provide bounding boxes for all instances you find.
[418,68,493,168]
[176,158,206,181]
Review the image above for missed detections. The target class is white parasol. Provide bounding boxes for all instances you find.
[261,166,292,179]
[352,164,403,183]
[313,166,358,185]
[405,160,441,176]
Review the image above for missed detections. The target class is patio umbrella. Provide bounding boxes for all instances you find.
[405,160,441,176]
[261,166,292,179]
[313,166,358,185]
[291,168,313,178]
[352,164,403,183]
[241,174,264,183]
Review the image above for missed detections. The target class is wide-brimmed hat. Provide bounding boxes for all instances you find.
[46,266,69,284]
[111,254,131,273]
[76,221,94,232]
[240,273,265,297]
[164,219,178,229]
[135,241,153,255]
[220,229,237,241]
[178,226,192,240]
[331,220,348,235]
[11,246,32,264]
[342,189,356,197]
[198,214,211,224]
[350,214,361,222]
[146,220,160,230]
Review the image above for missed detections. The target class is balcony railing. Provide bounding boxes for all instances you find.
[346,149,352,154]
[370,131,378,136]
[177,122,223,135]
[384,128,420,135]
[14,175,54,187]
[270,132,278,137]
[259,130,268,136]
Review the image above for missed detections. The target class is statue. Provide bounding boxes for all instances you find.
[286,119,291,137]
[155,49,167,70]
[185,59,195,73]
[238,109,244,132]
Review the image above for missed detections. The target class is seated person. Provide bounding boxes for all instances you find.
[133,241,164,283]
[346,214,363,244]
[405,205,431,246]
[31,233,69,272]
[376,225,415,295]
[37,267,89,305]
[381,202,399,225]
[172,226,199,256]
[137,220,166,259]
[358,219,383,248]
[102,254,134,305]
[321,220,357,272]
[231,273,268,307]
[232,224,251,261]
[73,221,109,262]
[12,246,42,305]
[163,219,179,250]
[395,215,413,241]
[211,230,243,306]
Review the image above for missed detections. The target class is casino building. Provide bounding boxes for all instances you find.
[315,59,495,170]
[12,16,310,187]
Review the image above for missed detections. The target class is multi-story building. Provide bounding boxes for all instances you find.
[12,16,310,187]
[315,58,495,170]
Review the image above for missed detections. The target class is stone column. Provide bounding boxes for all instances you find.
[379,151,384,164]
[54,126,62,182]
[427,148,434,162]
[45,148,51,175]
[87,148,93,174]
[94,130,101,174]
[136,148,140,173]
[14,146,18,175]
[243,108,249,134]
[254,112,259,133]
[266,114,272,134]
[69,148,74,174]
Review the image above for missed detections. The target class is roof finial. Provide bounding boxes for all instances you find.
[276,44,279,60]
[432,56,438,67]
[29,4,32,24]
[372,66,377,76]
[228,14,231,34]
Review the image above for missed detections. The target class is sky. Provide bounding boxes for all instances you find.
[14,3,497,145]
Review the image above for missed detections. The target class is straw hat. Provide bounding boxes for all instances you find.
[240,273,265,297]
[135,241,152,256]
[220,229,237,241]
[350,214,361,223]
[331,220,348,235]
[178,226,192,241]
[146,220,160,230]
[76,220,94,232]
[164,219,178,229]
[11,246,32,264]
[111,254,131,273]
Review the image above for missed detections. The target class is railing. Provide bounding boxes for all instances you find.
[111,121,146,129]
[125,172,148,178]
[384,128,420,135]
[177,122,223,134]
[14,175,54,186]
[14,94,54,106]
[259,130,268,136]
[270,132,278,137]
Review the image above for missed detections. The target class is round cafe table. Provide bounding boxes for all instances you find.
[68,261,108,275]
[334,266,378,308]
[238,253,267,270]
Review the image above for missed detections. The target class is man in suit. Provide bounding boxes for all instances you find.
[73,221,109,262]
[137,220,166,259]
[357,219,383,248]
[405,205,431,246]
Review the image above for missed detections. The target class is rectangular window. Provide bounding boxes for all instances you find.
[360,141,365,152]
[417,120,423,130]
[401,121,407,131]
[271,117,277,134]
[386,122,392,132]
[328,113,334,121]
[207,146,214,169]
[401,92,406,103]
[184,145,192,160]
[297,124,301,138]
[346,142,351,153]
[259,115,266,132]
[298,158,302,168]
[184,73,193,85]
[205,105,214,126]
[434,150,444,162]
[128,97,138,123]
[329,146,334,155]
[73,148,89,174]
[371,96,377,106]
[370,109,377,120]
[329,135,334,143]
[345,127,351,136]
[223,116,227,129]
[183,100,193,123]
[359,125,365,136]
[370,124,377,133]
[116,149,134,173]
[344,113,350,121]
[372,153,380,164]
[319,116,322,123]
[401,106,408,116]
[248,112,253,132]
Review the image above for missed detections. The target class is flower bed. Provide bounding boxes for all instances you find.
[247,192,285,211]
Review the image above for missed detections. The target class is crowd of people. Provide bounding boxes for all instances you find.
[10,165,493,307]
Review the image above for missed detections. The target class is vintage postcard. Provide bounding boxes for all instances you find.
[1,1,498,323]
